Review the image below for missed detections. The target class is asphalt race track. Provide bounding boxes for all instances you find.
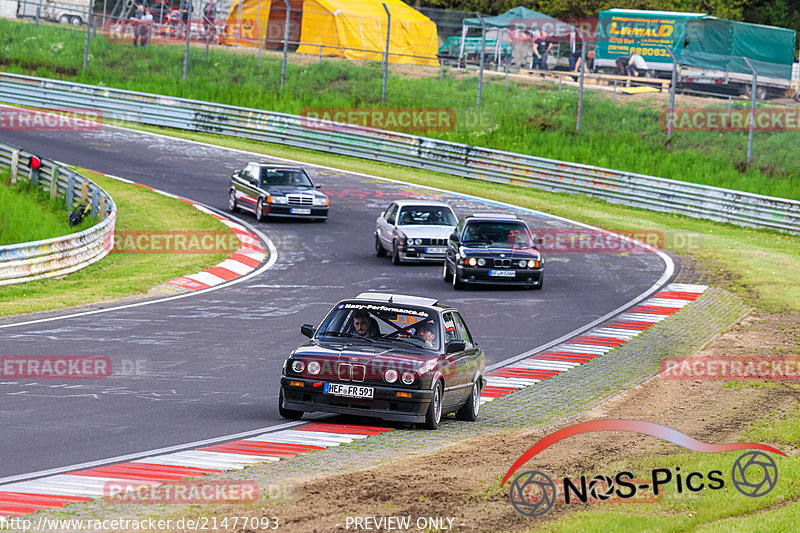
[0,126,673,480]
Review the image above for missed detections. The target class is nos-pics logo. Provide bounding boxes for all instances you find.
[503,420,783,518]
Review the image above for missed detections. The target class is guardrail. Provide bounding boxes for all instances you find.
[1,71,798,234]
[0,140,116,285]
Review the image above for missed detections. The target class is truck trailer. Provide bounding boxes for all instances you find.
[3,0,90,26]
[594,8,797,98]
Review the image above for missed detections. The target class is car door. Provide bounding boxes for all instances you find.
[440,312,469,410]
[234,163,260,213]
[380,204,398,248]
[446,220,463,271]
[451,312,482,402]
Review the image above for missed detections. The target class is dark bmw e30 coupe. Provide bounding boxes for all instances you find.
[279,293,486,429]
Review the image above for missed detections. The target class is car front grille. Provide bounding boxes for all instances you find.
[494,258,512,268]
[287,194,313,206]
[420,238,447,246]
[337,363,366,382]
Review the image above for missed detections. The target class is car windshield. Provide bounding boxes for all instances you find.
[260,168,313,188]
[397,207,457,226]
[462,221,533,248]
[316,302,441,351]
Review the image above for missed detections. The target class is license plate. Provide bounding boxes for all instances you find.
[324,383,374,399]
[489,269,516,277]
[290,208,311,215]
[425,247,446,254]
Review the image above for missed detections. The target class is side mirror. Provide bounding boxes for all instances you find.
[300,324,316,338]
[231,170,241,179]
[450,232,459,241]
[445,339,466,354]
[315,184,322,189]
[534,237,543,246]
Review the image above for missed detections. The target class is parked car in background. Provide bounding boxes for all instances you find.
[375,200,458,264]
[443,213,544,289]
[279,292,486,429]
[228,162,329,222]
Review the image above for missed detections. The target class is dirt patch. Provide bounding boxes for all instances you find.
[207,310,800,532]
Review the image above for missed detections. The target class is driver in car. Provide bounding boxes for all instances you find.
[415,323,437,348]
[353,310,379,338]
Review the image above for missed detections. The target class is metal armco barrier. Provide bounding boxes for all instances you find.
[0,140,116,285]
[1,71,798,234]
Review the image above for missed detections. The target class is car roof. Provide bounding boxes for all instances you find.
[466,213,520,220]
[253,162,305,170]
[353,292,455,311]
[393,199,455,209]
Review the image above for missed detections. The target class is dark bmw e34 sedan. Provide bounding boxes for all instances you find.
[279,293,486,429]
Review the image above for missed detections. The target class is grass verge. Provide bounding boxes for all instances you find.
[0,166,94,244]
[0,169,230,317]
[1,18,799,199]
[120,121,800,313]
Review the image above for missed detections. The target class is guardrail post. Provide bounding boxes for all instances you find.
[91,188,100,217]
[504,59,509,89]
[81,181,88,204]
[30,167,39,188]
[83,6,91,70]
[381,3,391,103]
[66,174,75,208]
[99,195,106,220]
[35,6,40,28]
[50,167,59,199]
[183,1,192,81]
[576,44,587,132]
[255,0,263,64]
[613,81,617,102]
[10,149,19,184]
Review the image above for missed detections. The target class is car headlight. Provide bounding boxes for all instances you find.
[291,360,304,373]
[268,195,288,204]
[308,361,321,375]
[528,259,537,268]
[466,257,477,267]
[313,197,329,207]
[477,258,486,266]
[413,238,422,245]
[384,369,398,383]
[401,372,415,385]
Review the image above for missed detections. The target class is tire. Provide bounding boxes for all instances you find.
[455,379,481,421]
[70,16,83,26]
[278,389,304,420]
[375,234,387,257]
[452,266,465,290]
[59,15,71,24]
[442,261,452,282]
[392,240,402,265]
[255,197,266,222]
[228,189,240,213]
[422,381,443,430]
[531,272,544,290]
[743,85,767,100]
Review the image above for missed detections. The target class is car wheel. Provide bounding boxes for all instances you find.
[70,16,83,26]
[375,234,387,257]
[255,197,267,222]
[228,190,240,213]
[278,389,304,420]
[452,266,465,290]
[59,14,71,24]
[442,261,452,282]
[392,240,402,265]
[455,379,481,421]
[422,381,443,430]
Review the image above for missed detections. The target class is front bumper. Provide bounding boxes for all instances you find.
[457,265,543,286]
[398,244,447,263]
[280,376,433,423]
[264,205,329,219]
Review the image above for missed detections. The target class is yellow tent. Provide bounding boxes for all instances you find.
[221,0,438,66]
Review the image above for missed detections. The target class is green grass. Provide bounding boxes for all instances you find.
[0,167,94,244]
[0,169,230,317]
[1,19,799,200]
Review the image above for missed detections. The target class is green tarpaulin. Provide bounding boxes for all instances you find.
[463,6,574,36]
